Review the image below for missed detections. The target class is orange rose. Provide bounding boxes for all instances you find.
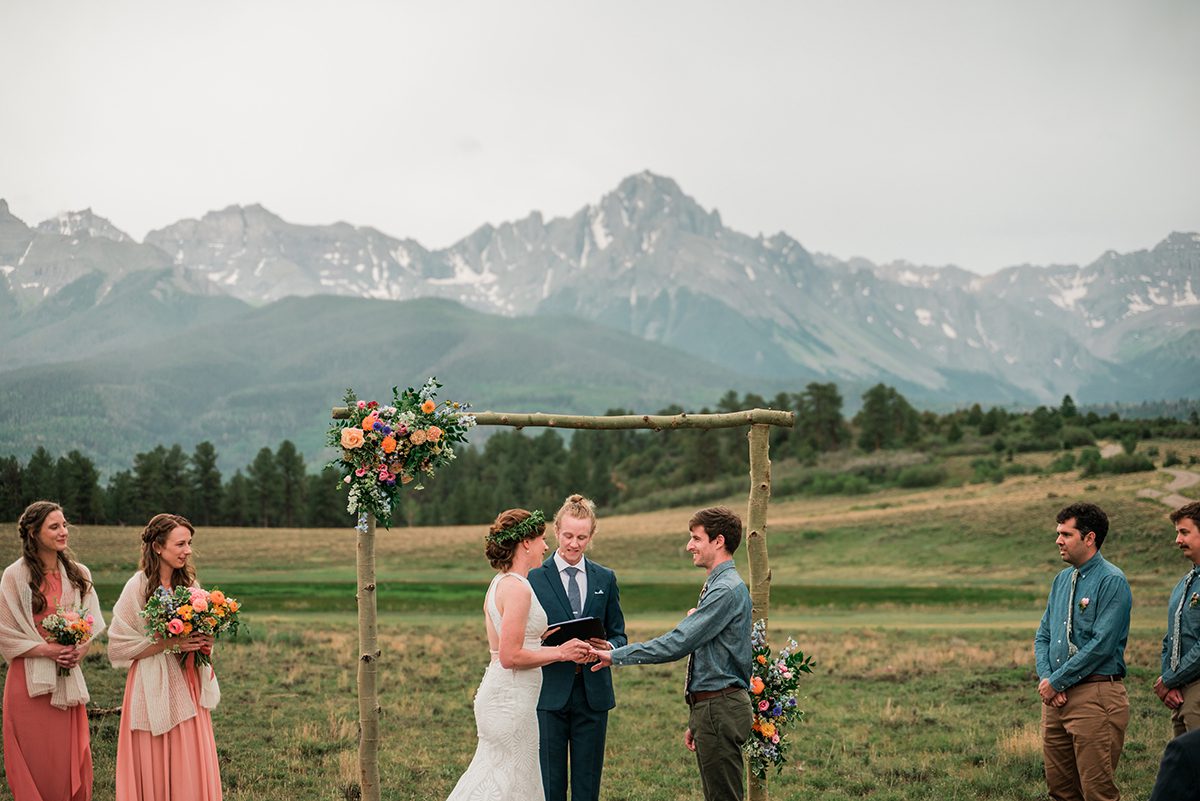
[362,413,379,432]
[381,435,397,453]
[409,429,428,446]
[750,676,765,695]
[340,428,365,449]
[182,622,193,635]
[229,600,239,612]
[421,399,436,414]
[427,426,442,442]
[209,590,225,605]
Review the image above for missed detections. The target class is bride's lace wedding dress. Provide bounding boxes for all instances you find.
[446,572,547,801]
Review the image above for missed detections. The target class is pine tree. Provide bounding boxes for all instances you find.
[105,471,138,525]
[0,457,22,521]
[275,440,307,527]
[223,470,252,526]
[246,447,282,527]
[22,447,57,505]
[57,451,103,523]
[189,442,223,526]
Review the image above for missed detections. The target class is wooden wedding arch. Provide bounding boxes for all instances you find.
[330,405,796,801]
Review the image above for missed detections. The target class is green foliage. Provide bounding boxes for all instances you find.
[1047,452,1077,473]
[895,465,948,488]
[855,384,919,451]
[1164,450,1182,467]
[1059,425,1096,448]
[1085,453,1157,476]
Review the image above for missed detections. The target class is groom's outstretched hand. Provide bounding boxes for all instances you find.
[589,647,613,672]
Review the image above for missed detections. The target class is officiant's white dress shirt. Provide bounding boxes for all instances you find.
[553,552,588,600]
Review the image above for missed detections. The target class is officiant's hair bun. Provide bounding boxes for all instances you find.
[486,508,544,569]
[554,494,597,535]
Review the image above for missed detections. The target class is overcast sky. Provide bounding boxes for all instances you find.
[2,1,1196,274]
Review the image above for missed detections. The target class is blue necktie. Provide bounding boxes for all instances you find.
[565,566,582,618]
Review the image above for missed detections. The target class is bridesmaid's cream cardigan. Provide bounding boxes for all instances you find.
[108,572,220,735]
[0,558,106,709]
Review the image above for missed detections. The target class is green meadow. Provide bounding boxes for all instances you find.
[1,451,1197,800]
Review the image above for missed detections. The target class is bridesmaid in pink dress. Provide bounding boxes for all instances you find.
[0,501,106,801]
[108,513,222,801]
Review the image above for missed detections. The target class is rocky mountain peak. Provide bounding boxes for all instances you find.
[601,171,723,237]
[36,208,132,243]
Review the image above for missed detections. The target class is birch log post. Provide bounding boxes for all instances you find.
[745,424,772,801]
[357,512,381,801]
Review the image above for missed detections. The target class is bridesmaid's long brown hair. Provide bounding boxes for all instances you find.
[17,501,91,614]
[139,513,197,604]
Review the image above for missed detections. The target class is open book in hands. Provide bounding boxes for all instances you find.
[542,616,606,646]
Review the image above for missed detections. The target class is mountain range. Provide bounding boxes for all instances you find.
[1,173,1196,472]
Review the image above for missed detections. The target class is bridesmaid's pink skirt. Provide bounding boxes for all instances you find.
[2,658,92,801]
[115,656,222,801]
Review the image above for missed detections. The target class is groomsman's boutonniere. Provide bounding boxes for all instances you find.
[1078,597,1090,612]
[1190,592,1199,610]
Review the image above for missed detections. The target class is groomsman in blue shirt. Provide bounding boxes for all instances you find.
[529,494,626,801]
[1153,501,1200,736]
[1034,501,1132,801]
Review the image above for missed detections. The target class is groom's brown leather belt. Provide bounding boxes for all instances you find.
[686,685,743,705]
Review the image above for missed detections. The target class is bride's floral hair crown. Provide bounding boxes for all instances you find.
[488,510,545,545]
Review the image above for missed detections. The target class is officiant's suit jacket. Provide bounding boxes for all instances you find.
[530,557,627,711]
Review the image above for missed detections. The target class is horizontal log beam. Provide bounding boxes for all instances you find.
[331,407,794,430]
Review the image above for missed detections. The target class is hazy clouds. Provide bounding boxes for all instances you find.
[1,0,1196,273]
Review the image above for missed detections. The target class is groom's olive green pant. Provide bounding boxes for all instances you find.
[688,690,752,801]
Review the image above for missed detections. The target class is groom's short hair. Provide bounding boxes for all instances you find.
[689,506,743,554]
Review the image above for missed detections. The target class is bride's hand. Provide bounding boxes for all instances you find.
[558,638,590,663]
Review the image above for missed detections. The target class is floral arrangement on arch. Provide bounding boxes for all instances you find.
[327,378,476,528]
[744,619,815,779]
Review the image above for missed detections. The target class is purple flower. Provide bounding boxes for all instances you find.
[772,704,783,716]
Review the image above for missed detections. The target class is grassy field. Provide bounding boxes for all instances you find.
[1,447,1197,800]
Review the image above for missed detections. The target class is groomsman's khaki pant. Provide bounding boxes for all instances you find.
[1041,680,1129,801]
[1171,679,1200,737]
[689,690,752,801]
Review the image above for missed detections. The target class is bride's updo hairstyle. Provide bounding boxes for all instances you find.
[485,508,545,570]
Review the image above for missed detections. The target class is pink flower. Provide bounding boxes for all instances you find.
[85,615,95,626]
[772,734,780,744]
[355,467,368,477]
[191,596,209,612]
[63,611,80,623]
[357,400,366,409]
[343,476,351,484]
[758,700,769,711]
[1079,597,1090,611]
[167,619,185,635]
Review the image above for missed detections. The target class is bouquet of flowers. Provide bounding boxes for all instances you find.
[141,585,242,668]
[744,619,815,779]
[40,605,95,676]
[327,378,476,528]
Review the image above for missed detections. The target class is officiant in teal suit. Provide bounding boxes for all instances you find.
[529,494,627,801]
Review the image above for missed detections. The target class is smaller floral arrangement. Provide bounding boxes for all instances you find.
[1079,597,1090,612]
[1190,592,1199,610]
[327,378,476,528]
[744,619,815,779]
[141,585,242,668]
[41,604,95,676]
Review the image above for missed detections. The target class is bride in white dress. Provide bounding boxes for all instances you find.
[446,508,591,801]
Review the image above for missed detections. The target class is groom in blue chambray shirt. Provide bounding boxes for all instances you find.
[589,506,752,801]
[1035,501,1132,801]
